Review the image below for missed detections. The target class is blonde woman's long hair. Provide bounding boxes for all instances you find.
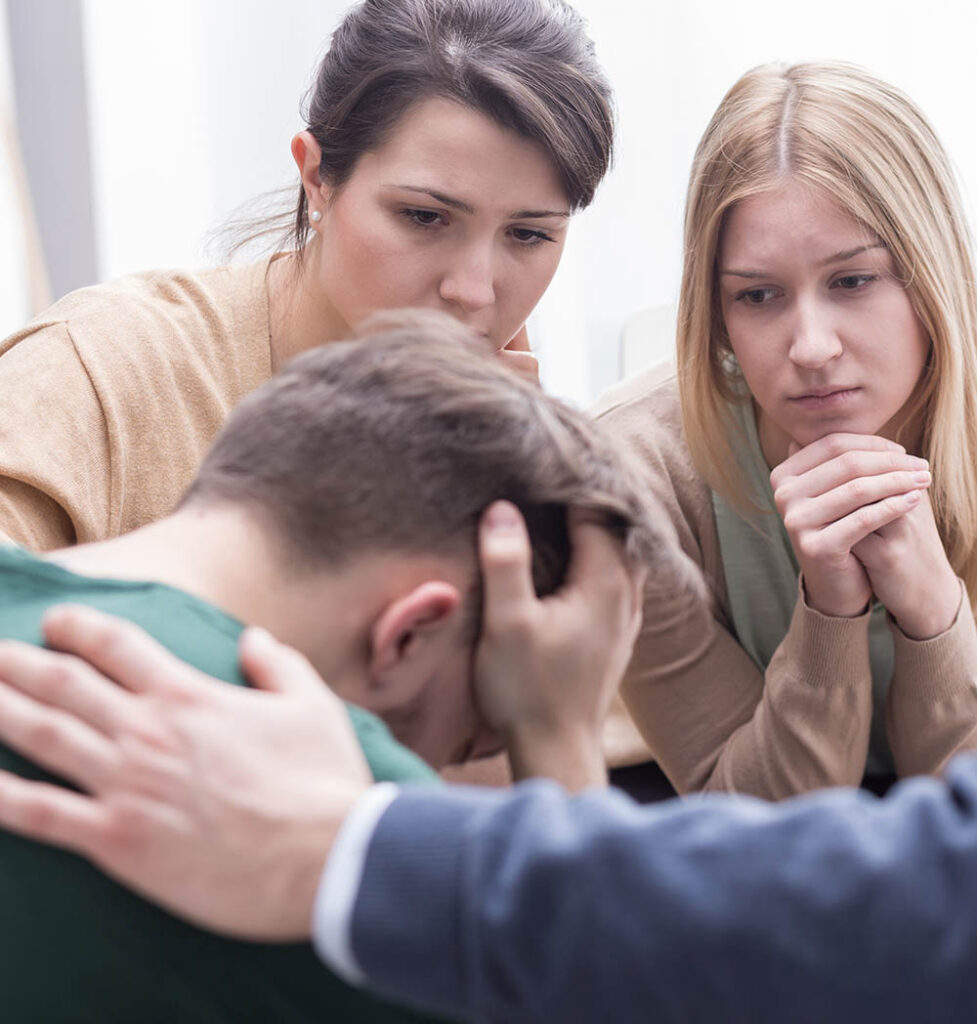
[678,60,977,605]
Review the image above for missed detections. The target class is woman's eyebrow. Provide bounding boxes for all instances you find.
[385,184,570,220]
[721,242,889,278]
[385,184,475,214]
[818,242,887,266]
[510,208,571,220]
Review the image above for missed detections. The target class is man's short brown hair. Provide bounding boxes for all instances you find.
[183,311,685,600]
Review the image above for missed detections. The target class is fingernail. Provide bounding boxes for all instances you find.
[888,441,906,452]
[485,502,520,530]
[912,471,931,485]
[906,490,922,505]
[909,456,929,470]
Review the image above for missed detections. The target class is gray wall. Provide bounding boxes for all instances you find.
[6,0,97,300]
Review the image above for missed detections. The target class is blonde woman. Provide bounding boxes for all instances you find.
[597,62,977,799]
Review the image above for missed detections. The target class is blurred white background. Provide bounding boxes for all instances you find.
[3,0,977,401]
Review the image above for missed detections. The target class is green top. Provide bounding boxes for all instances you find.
[711,397,895,775]
[0,546,445,1024]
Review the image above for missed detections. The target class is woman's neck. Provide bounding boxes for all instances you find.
[266,243,349,371]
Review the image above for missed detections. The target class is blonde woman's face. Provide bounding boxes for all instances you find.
[717,181,931,464]
[308,96,571,349]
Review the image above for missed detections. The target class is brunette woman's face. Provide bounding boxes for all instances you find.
[717,181,931,463]
[299,96,571,348]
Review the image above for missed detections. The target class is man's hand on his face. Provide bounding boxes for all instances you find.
[0,607,371,941]
[474,501,646,791]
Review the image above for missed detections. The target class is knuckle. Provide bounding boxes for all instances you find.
[24,716,66,753]
[488,609,535,644]
[851,507,874,534]
[40,660,81,702]
[103,801,150,852]
[883,494,907,516]
[483,539,527,570]
[824,435,848,459]
[21,798,59,839]
[97,628,133,663]
[843,478,869,504]
[795,533,820,561]
[782,509,802,534]
[126,709,181,754]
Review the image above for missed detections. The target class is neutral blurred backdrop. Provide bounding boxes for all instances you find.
[3,0,976,402]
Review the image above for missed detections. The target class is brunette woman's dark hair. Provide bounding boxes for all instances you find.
[277,0,614,249]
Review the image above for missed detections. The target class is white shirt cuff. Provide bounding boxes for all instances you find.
[311,781,400,985]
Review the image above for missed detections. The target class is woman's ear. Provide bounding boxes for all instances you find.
[366,582,463,713]
[290,130,330,216]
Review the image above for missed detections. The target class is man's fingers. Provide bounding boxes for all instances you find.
[565,514,636,607]
[42,605,204,698]
[479,501,537,619]
[238,628,328,697]
[0,680,117,791]
[0,766,110,857]
[0,640,134,735]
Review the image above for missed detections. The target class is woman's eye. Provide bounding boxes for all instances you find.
[511,227,555,247]
[735,287,778,305]
[401,208,444,228]
[832,273,877,291]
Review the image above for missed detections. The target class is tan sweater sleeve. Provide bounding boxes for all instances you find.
[885,582,977,777]
[594,373,876,799]
[0,321,113,549]
[0,262,273,551]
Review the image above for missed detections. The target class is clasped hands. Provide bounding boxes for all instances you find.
[771,432,961,639]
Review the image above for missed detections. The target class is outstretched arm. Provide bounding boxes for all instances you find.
[341,756,977,1023]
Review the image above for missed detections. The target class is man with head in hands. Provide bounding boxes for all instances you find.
[2,482,977,1021]
[0,311,665,1023]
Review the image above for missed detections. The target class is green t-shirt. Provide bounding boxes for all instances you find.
[0,546,446,1024]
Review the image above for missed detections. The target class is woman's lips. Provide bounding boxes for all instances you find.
[788,387,861,411]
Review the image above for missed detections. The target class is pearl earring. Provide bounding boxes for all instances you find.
[309,209,322,223]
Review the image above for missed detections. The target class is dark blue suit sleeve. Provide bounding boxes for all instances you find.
[350,754,977,1023]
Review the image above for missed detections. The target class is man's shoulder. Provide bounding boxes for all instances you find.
[0,546,245,681]
[0,547,441,1023]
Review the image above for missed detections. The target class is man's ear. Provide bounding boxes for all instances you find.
[367,582,463,713]
[290,130,330,218]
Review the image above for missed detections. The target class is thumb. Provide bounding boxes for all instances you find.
[238,628,325,696]
[479,501,536,625]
